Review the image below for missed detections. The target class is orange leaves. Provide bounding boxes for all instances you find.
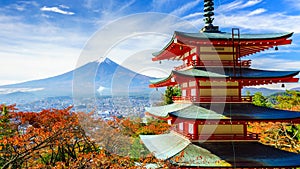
[0,106,96,168]
[248,122,300,153]
[117,117,170,137]
[0,105,170,168]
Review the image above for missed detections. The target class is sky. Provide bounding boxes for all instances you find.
[1,0,300,89]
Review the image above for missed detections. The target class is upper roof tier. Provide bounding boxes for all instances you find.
[152,31,293,61]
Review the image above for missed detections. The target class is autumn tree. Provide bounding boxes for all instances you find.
[0,106,100,168]
[0,104,170,168]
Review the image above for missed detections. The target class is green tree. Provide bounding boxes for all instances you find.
[275,90,300,110]
[252,92,271,107]
[129,137,149,160]
[0,105,16,167]
[164,86,181,105]
[245,90,251,97]
[286,124,300,141]
[0,105,14,139]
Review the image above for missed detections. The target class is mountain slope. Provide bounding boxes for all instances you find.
[0,58,155,97]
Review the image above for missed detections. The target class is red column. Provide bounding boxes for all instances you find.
[238,83,242,101]
[243,122,247,137]
[193,122,199,140]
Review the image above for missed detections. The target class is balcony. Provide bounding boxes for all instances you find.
[172,96,253,103]
[173,129,259,141]
[174,60,251,70]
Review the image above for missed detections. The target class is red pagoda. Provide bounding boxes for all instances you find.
[140,0,300,168]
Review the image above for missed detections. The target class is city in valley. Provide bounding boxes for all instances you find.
[3,95,153,119]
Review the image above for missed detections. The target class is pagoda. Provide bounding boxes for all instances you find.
[140,0,300,168]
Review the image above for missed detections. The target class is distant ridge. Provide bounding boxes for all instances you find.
[242,87,284,96]
[292,87,300,91]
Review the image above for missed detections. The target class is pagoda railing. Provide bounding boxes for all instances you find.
[173,129,259,141]
[174,60,251,70]
[172,96,253,103]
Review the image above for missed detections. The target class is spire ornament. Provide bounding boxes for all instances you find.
[201,0,219,32]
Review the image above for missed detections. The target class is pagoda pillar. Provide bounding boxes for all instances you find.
[193,122,199,140]
[238,83,242,102]
[243,122,247,137]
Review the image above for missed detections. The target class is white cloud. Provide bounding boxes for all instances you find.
[284,0,300,9]
[170,0,201,16]
[215,13,300,32]
[182,12,203,20]
[216,0,243,13]
[242,0,263,8]
[216,0,262,13]
[0,88,44,95]
[4,1,39,12]
[0,44,80,85]
[40,6,75,15]
[247,8,266,16]
[78,13,198,78]
[151,0,171,10]
[251,58,300,71]
[0,14,88,86]
[83,0,97,9]
[59,4,70,9]
[185,2,300,33]
[117,0,136,13]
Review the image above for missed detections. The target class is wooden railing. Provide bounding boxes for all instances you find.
[172,96,253,103]
[173,129,259,141]
[174,60,251,70]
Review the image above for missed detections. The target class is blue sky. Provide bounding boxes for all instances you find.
[1,0,300,89]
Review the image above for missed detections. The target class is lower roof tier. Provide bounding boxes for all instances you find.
[172,141,300,168]
[149,67,299,88]
[145,103,300,122]
[140,132,300,168]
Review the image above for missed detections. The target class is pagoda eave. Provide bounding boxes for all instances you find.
[149,76,299,88]
[149,81,177,88]
[239,77,299,86]
[152,42,193,61]
[144,112,170,121]
[173,75,299,84]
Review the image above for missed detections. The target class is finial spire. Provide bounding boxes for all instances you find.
[201,0,219,32]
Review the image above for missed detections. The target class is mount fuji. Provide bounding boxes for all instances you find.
[0,58,156,101]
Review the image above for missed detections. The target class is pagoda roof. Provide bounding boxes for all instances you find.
[175,31,293,41]
[150,68,299,87]
[141,132,300,167]
[140,131,190,160]
[175,67,299,79]
[146,103,300,122]
[152,31,293,61]
[145,103,192,117]
[170,141,300,168]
